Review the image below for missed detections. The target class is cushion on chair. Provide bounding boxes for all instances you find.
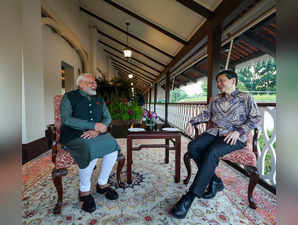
[221,132,256,167]
[55,147,75,169]
[54,95,75,169]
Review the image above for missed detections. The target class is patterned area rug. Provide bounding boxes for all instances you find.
[22,137,276,225]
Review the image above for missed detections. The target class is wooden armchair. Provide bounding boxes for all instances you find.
[45,95,125,214]
[183,122,259,209]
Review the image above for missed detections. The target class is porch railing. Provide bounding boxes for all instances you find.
[146,102,276,186]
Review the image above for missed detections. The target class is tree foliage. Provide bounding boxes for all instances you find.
[238,58,276,93]
[170,88,188,102]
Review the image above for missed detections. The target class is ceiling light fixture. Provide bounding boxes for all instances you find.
[123,22,132,59]
[128,73,133,79]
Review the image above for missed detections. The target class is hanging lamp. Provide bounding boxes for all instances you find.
[123,22,132,59]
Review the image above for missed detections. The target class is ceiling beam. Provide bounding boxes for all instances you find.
[111,59,155,81]
[145,0,243,93]
[230,50,265,67]
[112,63,154,83]
[96,29,166,67]
[114,70,151,87]
[80,7,174,58]
[112,62,154,81]
[98,40,162,73]
[105,50,158,77]
[103,0,186,44]
[241,33,275,56]
[113,66,152,85]
[175,0,214,19]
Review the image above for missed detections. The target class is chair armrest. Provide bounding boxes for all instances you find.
[194,122,208,138]
[45,124,58,164]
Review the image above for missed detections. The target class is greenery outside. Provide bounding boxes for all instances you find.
[96,77,143,121]
[165,57,277,103]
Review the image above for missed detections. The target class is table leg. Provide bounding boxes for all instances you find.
[175,135,181,183]
[127,136,132,184]
[165,139,169,164]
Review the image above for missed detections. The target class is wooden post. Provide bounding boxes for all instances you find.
[149,88,152,112]
[207,24,222,103]
[165,73,170,125]
[154,84,157,113]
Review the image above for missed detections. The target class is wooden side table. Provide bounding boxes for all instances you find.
[126,130,181,184]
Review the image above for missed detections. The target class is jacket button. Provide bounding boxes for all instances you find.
[90,118,93,121]
[89,110,92,114]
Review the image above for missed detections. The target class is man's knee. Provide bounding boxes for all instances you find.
[187,141,198,159]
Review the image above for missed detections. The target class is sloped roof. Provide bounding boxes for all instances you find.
[79,0,276,91]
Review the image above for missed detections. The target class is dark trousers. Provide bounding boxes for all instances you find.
[188,132,245,197]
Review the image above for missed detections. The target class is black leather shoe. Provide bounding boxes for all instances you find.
[96,184,119,200]
[79,193,96,213]
[171,192,195,219]
[202,178,224,199]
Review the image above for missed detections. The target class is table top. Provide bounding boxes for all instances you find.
[129,122,180,133]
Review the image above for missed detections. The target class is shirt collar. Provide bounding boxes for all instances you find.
[218,88,239,98]
[231,88,240,97]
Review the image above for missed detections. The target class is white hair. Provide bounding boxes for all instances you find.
[76,73,93,86]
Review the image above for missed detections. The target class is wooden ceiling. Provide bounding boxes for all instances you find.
[79,0,276,91]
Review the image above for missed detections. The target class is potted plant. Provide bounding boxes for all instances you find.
[96,77,144,126]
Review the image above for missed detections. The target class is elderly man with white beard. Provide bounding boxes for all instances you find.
[60,73,120,213]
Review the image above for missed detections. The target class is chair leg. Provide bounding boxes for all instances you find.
[183,152,192,185]
[52,168,68,214]
[116,152,125,188]
[165,139,169,164]
[246,166,259,209]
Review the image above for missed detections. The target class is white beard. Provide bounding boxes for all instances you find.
[85,87,97,96]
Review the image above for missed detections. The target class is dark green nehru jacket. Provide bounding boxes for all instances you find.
[60,89,105,144]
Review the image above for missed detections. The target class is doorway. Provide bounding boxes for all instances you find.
[61,61,75,94]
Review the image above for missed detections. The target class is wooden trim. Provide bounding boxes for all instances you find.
[99,41,162,73]
[80,7,174,58]
[113,67,152,85]
[22,137,49,164]
[175,0,214,19]
[155,102,276,106]
[97,29,166,67]
[112,65,153,83]
[154,84,157,112]
[112,62,154,81]
[145,0,242,93]
[103,0,186,44]
[165,73,170,125]
[105,50,158,77]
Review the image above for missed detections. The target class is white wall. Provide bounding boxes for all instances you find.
[21,0,113,142]
[42,25,82,126]
[44,0,90,54]
[22,0,45,144]
[0,0,22,151]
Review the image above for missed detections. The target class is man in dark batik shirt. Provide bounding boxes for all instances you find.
[171,70,260,219]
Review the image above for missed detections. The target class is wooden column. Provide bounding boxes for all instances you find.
[149,88,152,111]
[165,73,170,125]
[207,24,222,103]
[154,84,157,113]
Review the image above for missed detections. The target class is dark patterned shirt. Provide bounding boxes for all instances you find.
[189,89,260,143]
